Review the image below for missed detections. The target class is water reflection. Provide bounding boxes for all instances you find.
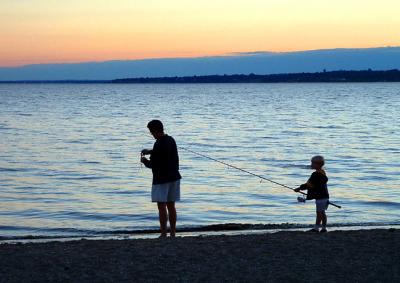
[0,83,399,237]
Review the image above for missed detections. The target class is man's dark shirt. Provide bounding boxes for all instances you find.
[143,135,181,185]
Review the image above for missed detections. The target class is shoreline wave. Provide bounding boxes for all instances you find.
[1,222,399,242]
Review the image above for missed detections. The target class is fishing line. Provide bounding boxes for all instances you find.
[178,145,341,209]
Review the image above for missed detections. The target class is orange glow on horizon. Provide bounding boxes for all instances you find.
[1,0,399,67]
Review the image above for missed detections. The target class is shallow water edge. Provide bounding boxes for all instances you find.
[1,222,399,244]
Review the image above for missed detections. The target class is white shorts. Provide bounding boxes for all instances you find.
[151,180,181,203]
[316,198,329,212]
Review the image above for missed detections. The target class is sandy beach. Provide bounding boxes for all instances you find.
[0,229,399,282]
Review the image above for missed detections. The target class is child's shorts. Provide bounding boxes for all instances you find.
[315,198,329,212]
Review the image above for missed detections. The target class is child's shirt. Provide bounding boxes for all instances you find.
[301,170,329,200]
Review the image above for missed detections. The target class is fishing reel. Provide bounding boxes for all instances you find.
[297,195,306,203]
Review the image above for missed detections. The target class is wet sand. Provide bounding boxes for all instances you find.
[0,229,399,282]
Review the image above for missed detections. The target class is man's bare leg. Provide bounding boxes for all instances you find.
[157,202,168,238]
[316,212,323,226]
[167,201,177,237]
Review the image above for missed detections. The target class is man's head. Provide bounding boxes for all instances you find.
[311,155,325,169]
[147,120,164,139]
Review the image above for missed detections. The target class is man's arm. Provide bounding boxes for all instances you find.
[141,149,153,155]
[141,156,152,168]
[141,141,161,169]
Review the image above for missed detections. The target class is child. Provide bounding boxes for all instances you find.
[294,155,329,233]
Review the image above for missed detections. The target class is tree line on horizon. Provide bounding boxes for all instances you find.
[1,69,400,83]
[111,69,400,83]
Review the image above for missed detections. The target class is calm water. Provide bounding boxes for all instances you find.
[0,83,399,238]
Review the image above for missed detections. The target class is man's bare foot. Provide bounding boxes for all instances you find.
[320,228,328,233]
[158,234,167,239]
[170,232,176,238]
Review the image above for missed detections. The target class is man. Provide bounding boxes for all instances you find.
[141,120,181,238]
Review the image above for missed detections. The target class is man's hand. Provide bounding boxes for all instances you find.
[141,156,148,163]
[294,187,301,192]
[141,149,151,155]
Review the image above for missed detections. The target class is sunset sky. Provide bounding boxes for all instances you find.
[1,0,399,67]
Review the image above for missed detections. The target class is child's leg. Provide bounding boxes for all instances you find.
[315,199,328,230]
[311,212,322,231]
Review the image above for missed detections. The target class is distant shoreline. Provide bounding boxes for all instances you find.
[1,69,400,84]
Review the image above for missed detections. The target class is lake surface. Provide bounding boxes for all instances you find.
[0,83,399,238]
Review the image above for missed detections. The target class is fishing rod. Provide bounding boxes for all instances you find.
[178,145,341,209]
